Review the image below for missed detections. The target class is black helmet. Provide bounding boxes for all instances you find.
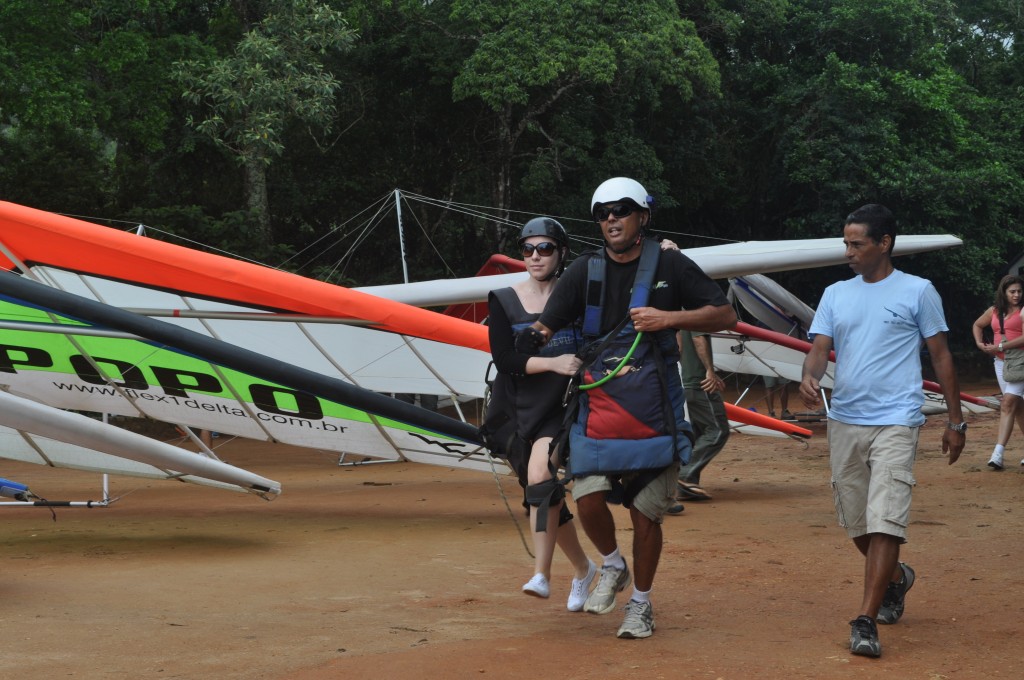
[518,217,568,248]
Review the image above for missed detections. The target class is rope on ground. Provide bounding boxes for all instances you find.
[486,453,534,559]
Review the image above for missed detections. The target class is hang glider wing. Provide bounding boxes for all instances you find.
[0,390,281,496]
[439,255,524,324]
[0,272,495,476]
[0,198,495,402]
[0,200,490,352]
[356,235,963,309]
[20,265,491,401]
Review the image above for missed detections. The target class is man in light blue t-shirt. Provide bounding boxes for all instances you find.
[799,204,966,659]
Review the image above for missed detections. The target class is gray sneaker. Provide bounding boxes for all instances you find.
[849,615,881,657]
[617,599,655,639]
[583,563,631,615]
[877,562,915,624]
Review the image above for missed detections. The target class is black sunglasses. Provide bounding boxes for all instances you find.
[521,242,558,257]
[593,203,638,222]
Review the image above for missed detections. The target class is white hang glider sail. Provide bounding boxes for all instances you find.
[357,235,964,308]
[0,389,281,496]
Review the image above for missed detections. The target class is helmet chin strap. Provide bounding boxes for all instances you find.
[539,248,566,281]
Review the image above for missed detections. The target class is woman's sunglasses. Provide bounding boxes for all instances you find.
[521,242,558,257]
[593,203,637,222]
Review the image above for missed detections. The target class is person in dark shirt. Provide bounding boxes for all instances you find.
[519,177,735,639]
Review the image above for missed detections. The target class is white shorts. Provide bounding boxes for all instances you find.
[995,358,1024,397]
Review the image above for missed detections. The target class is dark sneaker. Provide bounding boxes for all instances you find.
[877,562,915,624]
[583,563,631,615]
[616,599,655,639]
[849,615,881,657]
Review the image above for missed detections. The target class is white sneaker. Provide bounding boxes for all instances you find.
[988,452,1004,470]
[583,563,631,614]
[616,599,655,639]
[522,573,549,598]
[567,560,597,612]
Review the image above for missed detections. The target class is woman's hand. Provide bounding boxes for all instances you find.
[547,354,582,376]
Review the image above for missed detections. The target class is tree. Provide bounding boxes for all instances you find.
[437,0,719,247]
[174,0,355,248]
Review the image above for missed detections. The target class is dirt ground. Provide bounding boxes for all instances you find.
[1,379,1021,679]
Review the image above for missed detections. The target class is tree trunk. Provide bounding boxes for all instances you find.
[243,155,272,249]
[494,104,514,251]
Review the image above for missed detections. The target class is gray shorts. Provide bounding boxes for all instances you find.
[571,463,680,524]
[827,420,918,541]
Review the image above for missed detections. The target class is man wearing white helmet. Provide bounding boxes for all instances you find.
[517,177,736,639]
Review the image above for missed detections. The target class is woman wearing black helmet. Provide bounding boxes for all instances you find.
[486,217,597,610]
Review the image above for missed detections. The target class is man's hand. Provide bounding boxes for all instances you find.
[630,307,669,333]
[942,429,965,465]
[798,376,822,409]
[701,370,725,393]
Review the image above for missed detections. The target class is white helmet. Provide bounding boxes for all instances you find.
[590,177,652,215]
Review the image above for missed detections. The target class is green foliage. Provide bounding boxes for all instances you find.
[0,0,94,127]
[174,0,355,164]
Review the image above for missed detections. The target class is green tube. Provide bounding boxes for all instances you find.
[578,332,643,391]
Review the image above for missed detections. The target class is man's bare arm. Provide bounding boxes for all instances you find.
[630,304,737,335]
[692,333,725,393]
[799,334,833,409]
[925,331,965,465]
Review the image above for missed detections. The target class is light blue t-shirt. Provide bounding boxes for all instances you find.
[809,269,948,427]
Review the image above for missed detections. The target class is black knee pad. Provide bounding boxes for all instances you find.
[525,478,566,533]
[525,478,564,508]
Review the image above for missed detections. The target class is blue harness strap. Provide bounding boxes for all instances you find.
[628,239,661,312]
[582,256,605,339]
[581,239,661,340]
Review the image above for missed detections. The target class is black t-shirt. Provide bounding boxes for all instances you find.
[539,244,729,335]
